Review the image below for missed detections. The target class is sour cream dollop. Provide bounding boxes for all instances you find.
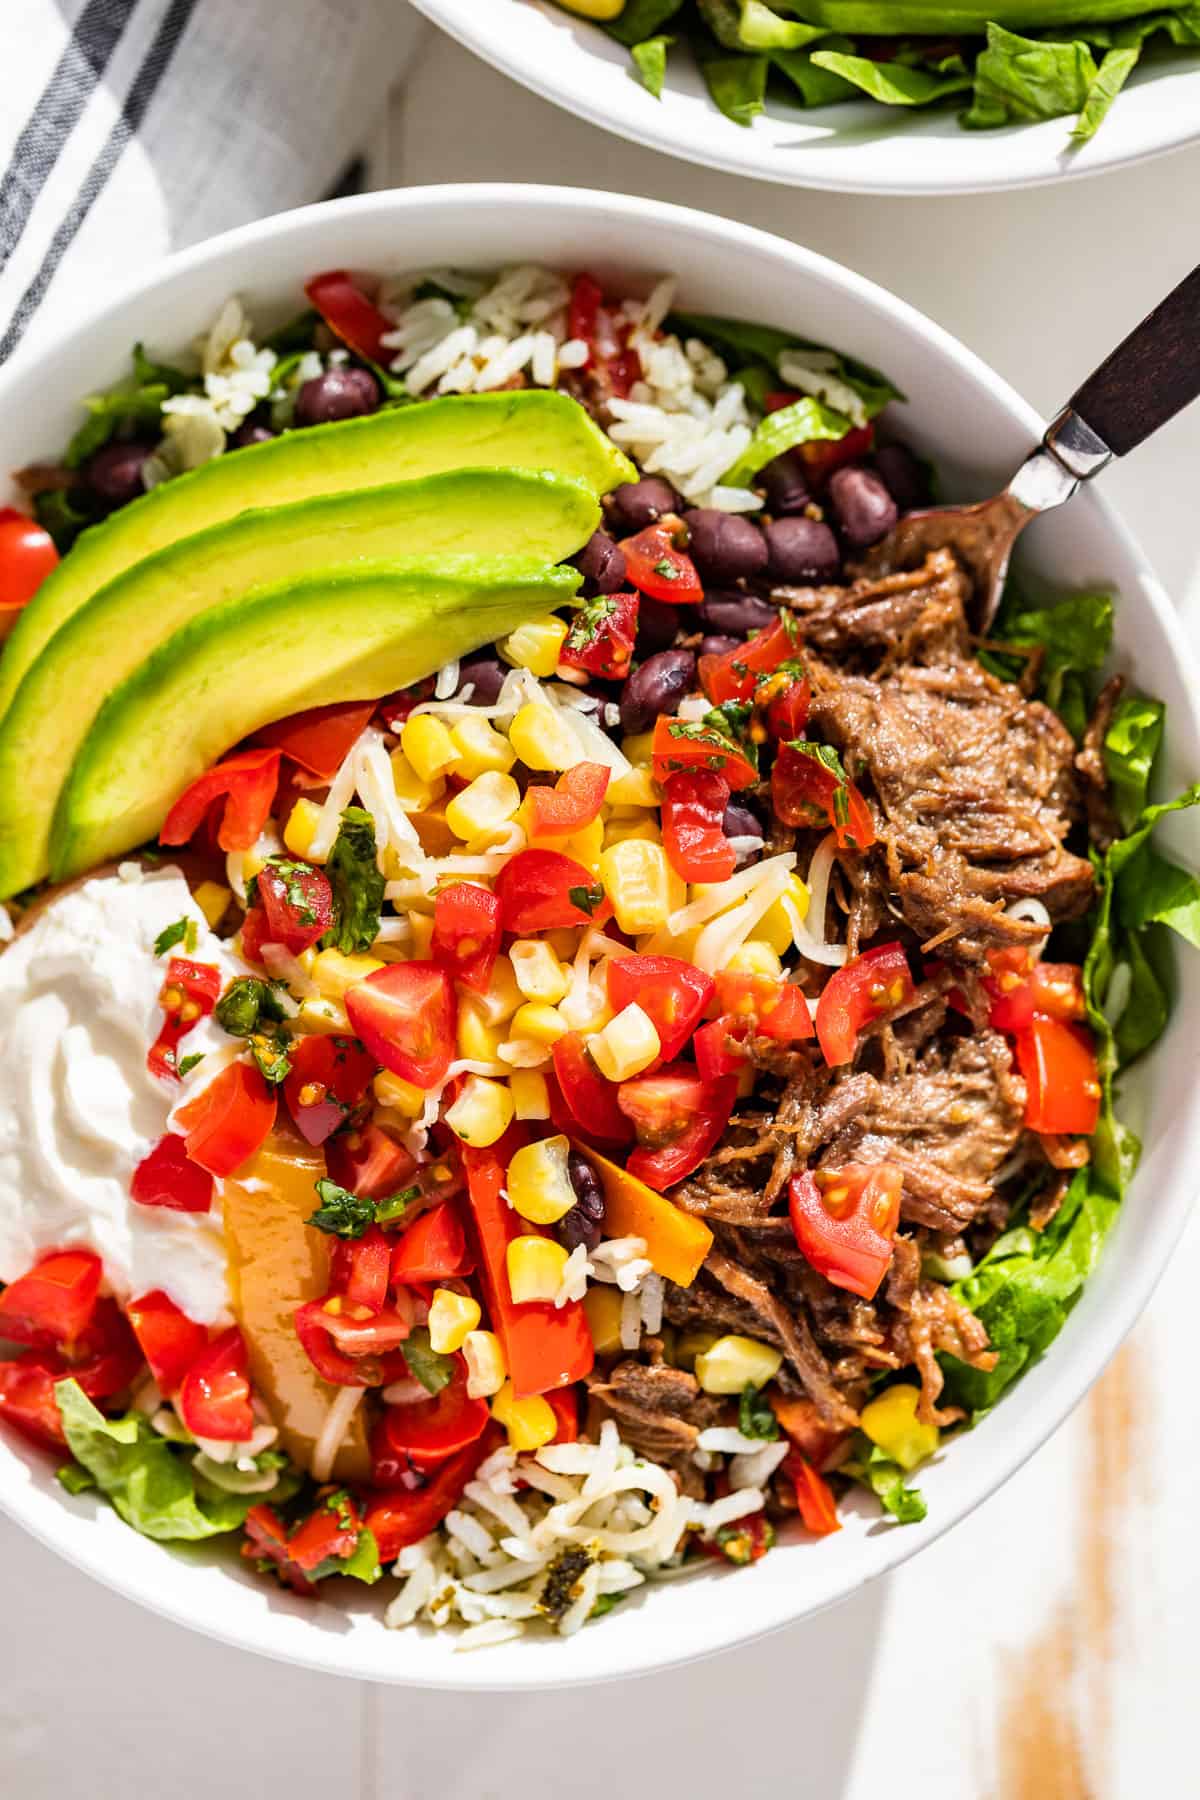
[0,865,243,1324]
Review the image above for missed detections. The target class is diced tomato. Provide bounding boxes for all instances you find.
[762,667,812,741]
[650,713,756,792]
[255,699,375,779]
[324,1121,419,1202]
[713,972,814,1042]
[558,591,639,680]
[175,1062,277,1178]
[620,524,703,606]
[462,1135,593,1398]
[57,1299,143,1400]
[661,768,735,883]
[495,848,613,935]
[244,1490,370,1596]
[546,1384,579,1444]
[159,747,281,854]
[304,268,392,364]
[0,1357,66,1448]
[328,1226,394,1313]
[566,273,642,396]
[365,1425,502,1560]
[988,960,1086,1035]
[606,954,714,1063]
[390,1201,472,1285]
[0,507,58,623]
[772,740,875,850]
[0,1249,102,1348]
[379,1355,489,1466]
[568,272,603,356]
[693,1014,752,1080]
[770,1393,851,1471]
[784,1447,842,1535]
[283,1033,377,1146]
[525,762,611,840]
[1015,1016,1102,1137]
[788,1163,901,1301]
[177,1325,254,1442]
[699,618,796,706]
[130,1130,216,1213]
[617,1065,738,1191]
[551,1033,632,1145]
[799,423,875,485]
[345,962,456,1090]
[126,1290,208,1396]
[815,943,915,1068]
[147,955,221,1081]
[431,882,502,996]
[241,859,333,960]
[763,390,800,413]
[294,1293,412,1388]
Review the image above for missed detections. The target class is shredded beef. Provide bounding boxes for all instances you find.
[1076,674,1125,850]
[587,1359,728,1465]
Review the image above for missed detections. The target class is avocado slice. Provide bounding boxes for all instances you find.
[0,389,634,720]
[55,559,579,878]
[0,467,595,896]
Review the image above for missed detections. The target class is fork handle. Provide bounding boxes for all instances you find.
[1064,262,1200,462]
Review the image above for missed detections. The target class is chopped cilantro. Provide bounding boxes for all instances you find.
[153,916,190,957]
[57,1461,97,1495]
[652,557,679,580]
[569,883,606,917]
[176,1052,204,1078]
[306,1178,377,1239]
[320,807,385,953]
[738,1383,780,1441]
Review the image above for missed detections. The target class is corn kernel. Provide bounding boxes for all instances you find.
[408,911,435,959]
[694,1335,783,1395]
[606,765,660,808]
[428,1287,482,1355]
[192,881,231,929]
[445,771,521,840]
[401,714,460,783]
[673,1329,721,1371]
[463,1330,507,1399]
[491,1379,557,1452]
[563,815,605,872]
[621,731,656,767]
[283,797,326,861]
[450,714,516,778]
[553,0,625,22]
[510,939,571,1004]
[727,939,784,980]
[499,614,570,678]
[511,1001,568,1046]
[445,1074,514,1147]
[465,953,522,1026]
[508,702,579,772]
[506,1235,569,1305]
[312,948,384,1000]
[588,1002,661,1082]
[507,1135,577,1225]
[759,875,811,956]
[583,1285,625,1356]
[373,1069,426,1115]
[499,1038,552,1070]
[294,997,350,1035]
[389,746,444,811]
[599,839,685,935]
[603,816,661,848]
[859,1384,939,1471]
[456,998,507,1064]
[509,1069,551,1120]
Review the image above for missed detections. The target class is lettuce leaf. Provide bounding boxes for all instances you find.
[666,309,902,421]
[841,1438,927,1523]
[980,589,1112,737]
[604,0,685,48]
[721,395,852,486]
[1104,694,1165,832]
[1073,44,1141,139]
[963,23,1097,129]
[632,34,674,94]
[771,42,861,105]
[700,47,770,124]
[64,342,195,469]
[810,49,972,104]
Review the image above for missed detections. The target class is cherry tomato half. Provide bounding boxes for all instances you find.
[345,962,456,1091]
[788,1163,901,1301]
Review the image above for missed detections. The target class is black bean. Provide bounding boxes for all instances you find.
[573,529,626,598]
[229,420,276,449]
[619,648,696,736]
[759,450,811,516]
[828,465,899,550]
[607,477,680,534]
[559,1152,606,1254]
[723,801,764,841]
[698,589,778,638]
[634,595,679,657]
[765,516,842,584]
[873,442,928,513]
[294,365,380,426]
[699,635,740,660]
[84,439,154,507]
[683,508,768,584]
[458,651,507,706]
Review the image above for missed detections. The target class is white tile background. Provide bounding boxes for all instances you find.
[4,16,1200,1795]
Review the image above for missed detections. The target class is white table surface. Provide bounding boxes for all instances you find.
[6,18,1200,1796]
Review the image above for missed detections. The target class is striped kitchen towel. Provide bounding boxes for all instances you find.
[1,0,426,364]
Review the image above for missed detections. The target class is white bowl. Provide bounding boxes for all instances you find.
[1,184,1198,1689]
[411,0,1200,195]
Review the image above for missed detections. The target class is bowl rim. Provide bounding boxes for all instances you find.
[1,182,1199,1689]
[408,0,1200,197]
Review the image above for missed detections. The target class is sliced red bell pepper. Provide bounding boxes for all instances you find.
[525,762,611,840]
[159,747,281,854]
[131,1131,215,1213]
[546,1384,579,1445]
[431,881,502,996]
[365,1424,503,1562]
[126,1290,208,1397]
[255,698,375,778]
[304,268,393,364]
[0,1249,102,1348]
[389,1201,472,1285]
[799,422,874,485]
[784,1447,842,1535]
[147,955,221,1081]
[661,767,735,883]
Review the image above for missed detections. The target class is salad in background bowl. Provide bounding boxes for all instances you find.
[0,186,1198,1688]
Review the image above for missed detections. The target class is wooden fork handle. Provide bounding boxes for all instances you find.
[1068,263,1200,460]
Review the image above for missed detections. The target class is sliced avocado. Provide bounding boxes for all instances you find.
[55,559,579,878]
[0,467,595,896]
[0,389,634,720]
